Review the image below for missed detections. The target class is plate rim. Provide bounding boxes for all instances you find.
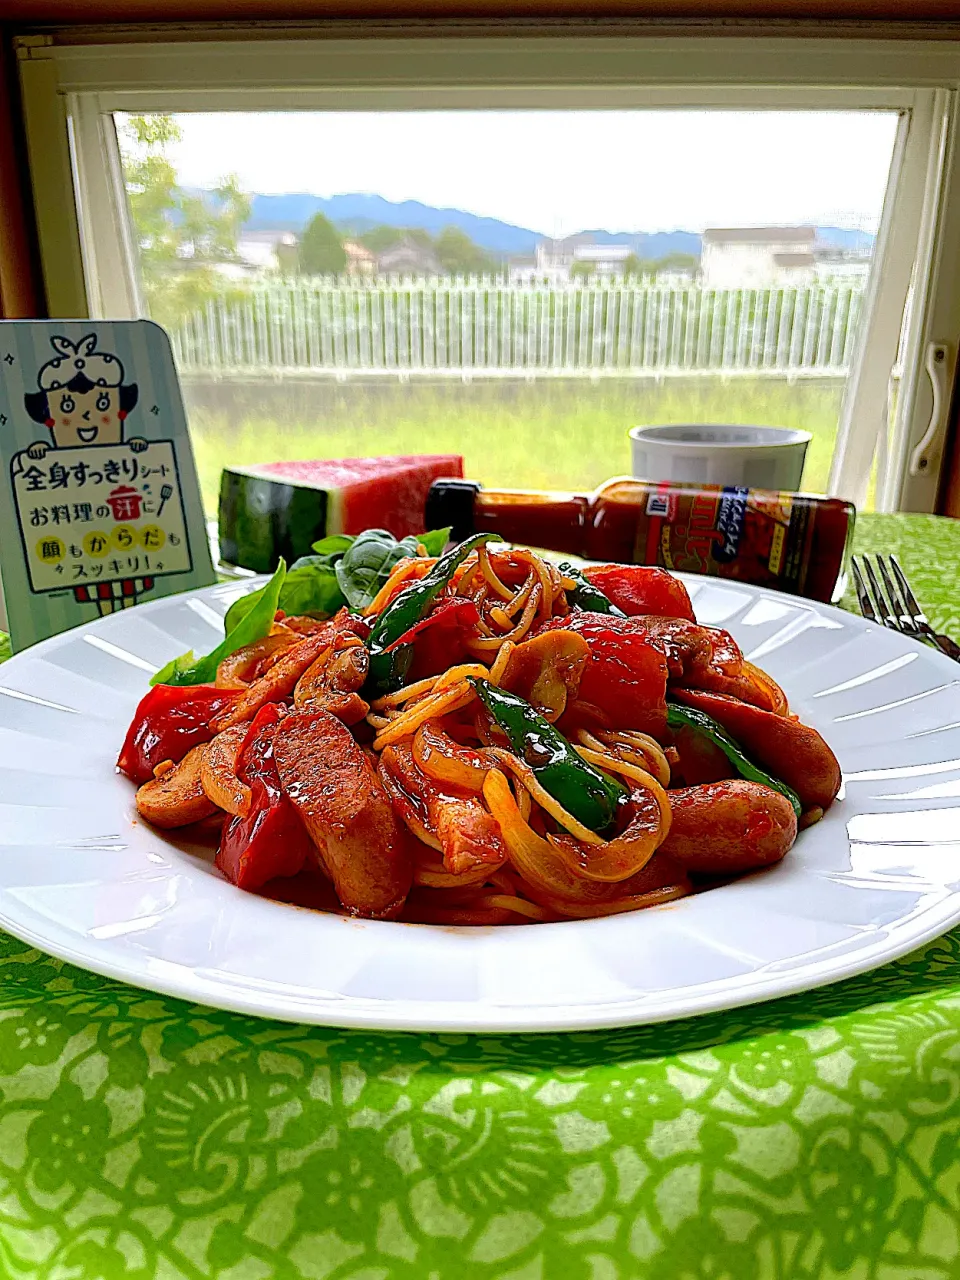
[1,877,959,1033]
[2,571,959,1033]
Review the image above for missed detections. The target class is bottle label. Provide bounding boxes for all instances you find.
[636,483,814,593]
[712,487,749,563]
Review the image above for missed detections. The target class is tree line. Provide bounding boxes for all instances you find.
[119,113,701,335]
[293,215,497,277]
[571,252,699,280]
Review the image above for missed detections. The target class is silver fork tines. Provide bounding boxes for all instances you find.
[852,553,960,662]
[878,556,921,637]
[850,557,877,624]
[889,556,929,625]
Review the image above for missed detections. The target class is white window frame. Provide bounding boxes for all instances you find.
[17,29,960,512]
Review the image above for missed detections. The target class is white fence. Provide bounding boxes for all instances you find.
[170,278,865,378]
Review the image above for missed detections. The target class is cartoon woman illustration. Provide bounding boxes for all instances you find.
[16,333,154,616]
[23,333,146,458]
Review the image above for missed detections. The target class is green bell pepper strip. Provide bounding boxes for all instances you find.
[469,678,626,835]
[666,702,802,818]
[365,532,504,696]
[558,562,627,617]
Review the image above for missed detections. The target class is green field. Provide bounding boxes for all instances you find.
[183,375,845,516]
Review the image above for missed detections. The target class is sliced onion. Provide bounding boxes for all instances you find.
[482,769,616,903]
[550,788,664,883]
[483,747,604,846]
[378,747,443,852]
[476,894,550,921]
[742,661,790,716]
[363,557,436,616]
[413,721,489,793]
[535,884,689,918]
[415,864,497,889]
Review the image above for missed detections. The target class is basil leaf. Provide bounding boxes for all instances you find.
[313,526,448,562]
[152,560,287,687]
[417,526,451,555]
[224,554,347,635]
[310,533,355,565]
[333,526,453,611]
[223,527,453,635]
[224,587,265,636]
[279,557,348,617]
[335,529,419,610]
[147,650,201,687]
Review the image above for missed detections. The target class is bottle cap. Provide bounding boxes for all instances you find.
[425,479,482,543]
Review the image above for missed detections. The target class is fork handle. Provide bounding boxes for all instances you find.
[929,630,960,662]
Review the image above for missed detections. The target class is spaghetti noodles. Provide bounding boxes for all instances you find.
[120,538,842,924]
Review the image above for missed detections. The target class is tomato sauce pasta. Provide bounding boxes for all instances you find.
[118,536,841,925]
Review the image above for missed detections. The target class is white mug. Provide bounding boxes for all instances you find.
[629,424,812,491]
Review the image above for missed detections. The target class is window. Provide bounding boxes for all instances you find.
[18,32,960,516]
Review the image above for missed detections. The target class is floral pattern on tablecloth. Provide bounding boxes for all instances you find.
[1,511,960,1279]
[1,932,960,1278]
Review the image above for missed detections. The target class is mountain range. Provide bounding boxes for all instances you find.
[240,191,874,259]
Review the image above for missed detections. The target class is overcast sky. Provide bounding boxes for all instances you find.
[162,110,900,237]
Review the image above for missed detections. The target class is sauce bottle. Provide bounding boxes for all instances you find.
[426,477,855,604]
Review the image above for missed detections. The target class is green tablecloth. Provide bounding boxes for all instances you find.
[2,512,960,1280]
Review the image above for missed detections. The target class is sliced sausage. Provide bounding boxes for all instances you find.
[672,688,841,811]
[273,711,413,919]
[659,779,797,875]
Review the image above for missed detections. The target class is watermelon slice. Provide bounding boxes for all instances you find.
[218,455,464,573]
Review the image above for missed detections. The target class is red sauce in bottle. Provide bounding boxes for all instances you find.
[426,477,855,604]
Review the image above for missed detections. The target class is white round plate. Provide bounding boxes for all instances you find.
[2,575,960,1032]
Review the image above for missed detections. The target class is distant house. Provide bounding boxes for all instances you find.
[813,248,872,284]
[535,236,585,281]
[343,240,376,276]
[235,231,296,274]
[506,256,537,284]
[376,238,444,276]
[571,244,633,275]
[534,237,633,282]
[700,227,817,288]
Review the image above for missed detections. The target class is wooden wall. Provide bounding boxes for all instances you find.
[0,34,43,318]
[5,2,960,19]
[4,7,960,508]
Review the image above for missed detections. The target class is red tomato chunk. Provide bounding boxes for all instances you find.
[117,684,241,785]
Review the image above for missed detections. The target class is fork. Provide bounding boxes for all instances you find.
[851,553,960,662]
